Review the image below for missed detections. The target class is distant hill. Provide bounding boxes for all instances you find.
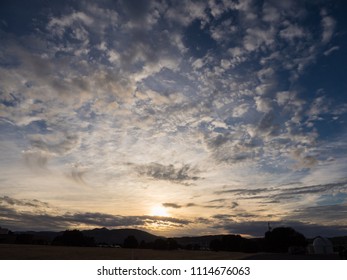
[14,228,161,245]
[82,228,161,245]
[14,228,231,247]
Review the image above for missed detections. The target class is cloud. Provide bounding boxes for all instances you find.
[64,212,191,228]
[65,163,88,185]
[215,188,270,196]
[290,148,318,170]
[257,112,279,136]
[162,203,181,209]
[208,198,227,203]
[212,214,234,221]
[23,150,51,170]
[286,204,347,228]
[21,133,80,170]
[28,133,80,156]
[321,14,336,44]
[232,103,249,117]
[206,133,231,150]
[243,26,276,52]
[324,46,339,56]
[210,19,237,43]
[135,162,200,184]
[47,11,94,38]
[262,2,280,23]
[207,180,347,216]
[208,0,228,19]
[0,196,49,208]
[307,95,331,121]
[209,143,259,165]
[165,1,208,27]
[202,127,262,166]
[231,201,239,209]
[162,200,238,210]
[274,181,347,200]
[254,96,273,113]
[121,0,152,22]
[276,92,291,107]
[279,23,306,42]
[219,181,347,205]
[186,203,197,207]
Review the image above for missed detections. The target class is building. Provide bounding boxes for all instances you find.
[312,236,334,255]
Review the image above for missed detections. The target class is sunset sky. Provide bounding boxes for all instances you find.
[1,0,347,238]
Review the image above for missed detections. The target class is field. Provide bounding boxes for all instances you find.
[0,244,252,260]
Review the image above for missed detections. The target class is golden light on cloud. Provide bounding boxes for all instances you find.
[150,205,170,217]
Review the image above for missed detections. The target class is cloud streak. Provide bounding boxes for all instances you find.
[135,163,200,184]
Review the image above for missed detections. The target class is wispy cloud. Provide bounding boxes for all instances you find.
[135,163,200,184]
[0,196,49,208]
[162,203,182,209]
[321,10,336,44]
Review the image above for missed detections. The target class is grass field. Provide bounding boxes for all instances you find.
[0,244,252,260]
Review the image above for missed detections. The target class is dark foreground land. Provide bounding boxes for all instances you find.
[0,244,341,260]
[0,244,252,260]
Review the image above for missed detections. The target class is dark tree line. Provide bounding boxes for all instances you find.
[123,236,178,250]
[209,234,261,253]
[264,227,307,253]
[123,235,139,248]
[52,230,95,247]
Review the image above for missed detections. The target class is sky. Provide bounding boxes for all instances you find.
[1,0,347,238]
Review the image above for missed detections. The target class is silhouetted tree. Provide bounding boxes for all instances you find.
[153,238,167,250]
[240,238,260,253]
[265,227,306,253]
[141,241,155,249]
[210,235,244,252]
[167,238,178,250]
[153,238,178,250]
[222,235,243,251]
[184,244,193,250]
[16,234,34,244]
[210,238,222,251]
[183,243,200,250]
[139,240,147,248]
[123,235,139,248]
[52,230,95,247]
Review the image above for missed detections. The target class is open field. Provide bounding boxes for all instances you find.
[0,244,252,260]
[0,245,341,260]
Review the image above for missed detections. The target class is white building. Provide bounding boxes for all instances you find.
[312,237,334,255]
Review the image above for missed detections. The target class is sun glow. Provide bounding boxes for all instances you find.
[150,205,170,217]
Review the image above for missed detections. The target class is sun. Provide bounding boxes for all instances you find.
[150,205,169,217]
